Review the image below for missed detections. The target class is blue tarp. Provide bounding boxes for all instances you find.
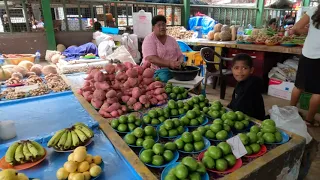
[63,42,98,61]
[188,16,216,35]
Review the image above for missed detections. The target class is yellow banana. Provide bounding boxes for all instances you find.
[23,142,33,161]
[27,141,39,159]
[63,131,72,150]
[74,123,94,136]
[74,124,94,138]
[71,130,80,147]
[74,129,88,143]
[14,143,25,164]
[5,142,19,165]
[30,141,45,158]
[57,130,68,149]
[47,129,66,147]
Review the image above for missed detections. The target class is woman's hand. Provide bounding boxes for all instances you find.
[169,60,181,69]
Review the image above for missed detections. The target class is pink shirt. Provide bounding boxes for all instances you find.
[142,32,183,69]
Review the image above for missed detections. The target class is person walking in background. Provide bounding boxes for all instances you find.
[290,5,320,126]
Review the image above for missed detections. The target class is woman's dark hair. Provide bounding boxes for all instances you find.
[94,22,102,31]
[152,15,166,26]
[268,18,276,25]
[311,5,320,29]
[232,53,253,68]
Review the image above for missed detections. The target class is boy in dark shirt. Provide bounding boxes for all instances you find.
[227,54,266,120]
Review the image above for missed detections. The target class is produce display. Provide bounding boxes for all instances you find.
[47,123,94,151]
[78,61,168,118]
[0,169,30,180]
[166,26,194,40]
[139,142,178,167]
[158,118,186,138]
[143,108,169,126]
[185,95,209,110]
[259,119,283,144]
[180,109,207,127]
[238,126,265,156]
[221,111,251,132]
[124,126,158,147]
[110,113,142,133]
[163,156,207,180]
[203,100,227,119]
[201,143,237,171]
[165,83,189,100]
[174,131,208,153]
[5,140,45,165]
[207,23,236,41]
[56,146,103,179]
[196,120,232,141]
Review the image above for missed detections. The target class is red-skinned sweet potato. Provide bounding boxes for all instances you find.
[106,89,117,98]
[127,77,138,87]
[115,72,128,81]
[142,61,151,69]
[93,89,106,101]
[154,88,165,95]
[126,68,138,78]
[124,62,134,69]
[161,93,168,99]
[94,82,110,91]
[83,91,93,102]
[142,68,155,78]
[121,96,131,103]
[156,94,164,101]
[117,109,123,116]
[94,71,106,82]
[143,78,154,85]
[132,87,142,99]
[149,98,158,105]
[133,66,144,75]
[105,64,116,74]
[106,103,121,112]
[99,109,112,118]
[116,63,127,72]
[133,102,143,111]
[110,110,119,117]
[91,98,103,109]
[127,97,137,106]
[121,105,128,112]
[139,95,148,104]
[106,97,118,104]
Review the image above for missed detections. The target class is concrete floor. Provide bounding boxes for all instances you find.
[205,86,320,180]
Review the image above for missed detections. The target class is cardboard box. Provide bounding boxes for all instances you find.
[268,78,295,100]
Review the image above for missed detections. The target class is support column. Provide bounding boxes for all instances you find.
[303,0,310,7]
[256,0,265,28]
[183,0,190,29]
[41,0,56,50]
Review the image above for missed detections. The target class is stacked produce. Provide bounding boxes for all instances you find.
[174,131,207,152]
[44,74,70,92]
[259,119,283,144]
[47,123,94,151]
[124,126,158,146]
[180,109,206,127]
[238,126,264,155]
[78,61,168,118]
[143,108,168,126]
[165,83,188,100]
[0,169,29,180]
[56,146,103,179]
[222,111,251,132]
[163,100,188,117]
[166,26,194,40]
[139,142,177,166]
[5,140,45,165]
[207,23,236,41]
[196,120,231,141]
[201,143,237,171]
[203,100,227,119]
[111,114,142,132]
[185,95,209,110]
[158,118,186,138]
[164,156,207,180]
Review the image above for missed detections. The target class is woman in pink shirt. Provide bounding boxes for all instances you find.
[142,15,184,82]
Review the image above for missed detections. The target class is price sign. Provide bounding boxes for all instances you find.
[15,84,39,93]
[227,135,247,159]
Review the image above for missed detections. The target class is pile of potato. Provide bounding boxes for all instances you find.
[207,23,237,41]
[78,62,168,118]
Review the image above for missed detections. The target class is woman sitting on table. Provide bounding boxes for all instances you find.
[142,15,184,82]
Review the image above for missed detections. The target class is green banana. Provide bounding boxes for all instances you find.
[47,129,66,147]
[74,129,88,143]
[57,130,68,149]
[14,143,25,164]
[71,130,80,147]
[27,141,39,159]
[63,131,72,150]
[74,124,94,138]
[5,142,19,165]
[23,142,33,161]
[30,141,45,157]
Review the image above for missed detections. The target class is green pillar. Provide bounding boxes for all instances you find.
[303,0,310,7]
[183,0,190,29]
[256,0,265,28]
[41,0,56,50]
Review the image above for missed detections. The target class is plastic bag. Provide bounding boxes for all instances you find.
[106,46,136,65]
[269,105,312,144]
[98,40,115,59]
[121,33,141,63]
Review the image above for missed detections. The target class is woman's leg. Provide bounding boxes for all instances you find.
[306,94,320,121]
[290,87,303,106]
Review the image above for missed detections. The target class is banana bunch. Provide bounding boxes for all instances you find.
[5,140,45,165]
[47,122,94,151]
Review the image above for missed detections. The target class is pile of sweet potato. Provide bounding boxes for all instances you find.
[78,61,168,118]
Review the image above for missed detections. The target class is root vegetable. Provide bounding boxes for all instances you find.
[127,97,137,106]
[116,63,127,72]
[133,66,144,75]
[121,96,130,103]
[126,68,138,78]
[94,81,110,90]
[142,68,155,78]
[93,89,106,101]
[132,87,142,99]
[154,88,165,95]
[99,109,112,118]
[100,102,109,111]
[149,98,158,105]
[106,97,118,104]
[144,103,150,108]
[30,65,42,76]
[113,80,121,90]
[127,77,138,87]
[110,111,119,117]
[51,54,61,64]
[143,78,154,85]
[142,61,151,69]
[124,62,134,69]
[147,81,163,90]
[115,72,128,81]
[117,92,123,99]
[18,60,34,71]
[139,95,148,104]
[83,91,93,102]
[106,74,115,81]
[42,65,58,76]
[26,72,36,77]
[105,64,116,74]
[94,71,106,82]
[11,72,23,79]
[121,105,128,112]
[91,98,103,109]
[12,66,28,77]
[117,109,123,116]
[133,102,143,111]
[158,100,166,105]
[156,94,165,101]
[106,103,121,112]
[106,89,117,98]
[81,86,94,92]
[161,93,168,99]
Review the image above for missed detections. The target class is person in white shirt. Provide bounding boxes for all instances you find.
[290,5,320,126]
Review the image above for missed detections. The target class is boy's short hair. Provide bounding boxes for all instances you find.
[152,15,166,26]
[232,53,253,68]
[268,18,277,25]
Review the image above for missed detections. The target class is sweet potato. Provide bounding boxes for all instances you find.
[83,91,93,102]
[161,93,168,99]
[121,96,131,103]
[106,97,118,104]
[105,64,116,74]
[106,74,115,81]
[81,86,94,92]
[149,98,158,105]
[147,81,163,90]
[77,89,83,95]
[110,110,119,117]
[117,92,123,99]
[142,68,155,78]
[116,63,127,72]
[94,71,106,82]
[91,98,103,109]
[156,94,165,101]
[133,66,144,75]
[127,77,138,87]
[94,81,110,91]
[144,103,150,108]
[100,102,109,111]
[117,109,123,116]
[126,68,138,78]
[123,88,133,96]
[99,109,112,118]
[157,100,166,105]
[132,87,142,99]
[139,95,148,105]
[143,78,154,85]
[106,89,117,98]
[133,102,143,111]
[121,105,128,112]
[127,97,137,106]
[124,62,134,69]
[154,88,165,95]
[112,80,122,90]
[142,61,151,69]
[93,89,106,101]
[115,72,128,81]
[106,103,121,112]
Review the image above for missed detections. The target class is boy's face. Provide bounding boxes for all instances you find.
[232,60,254,82]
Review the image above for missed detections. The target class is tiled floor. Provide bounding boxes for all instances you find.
[204,86,320,180]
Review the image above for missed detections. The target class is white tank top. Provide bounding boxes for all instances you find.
[302,7,320,59]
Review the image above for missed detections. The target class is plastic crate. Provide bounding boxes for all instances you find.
[299,92,320,113]
[4,54,35,65]
[101,27,119,34]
